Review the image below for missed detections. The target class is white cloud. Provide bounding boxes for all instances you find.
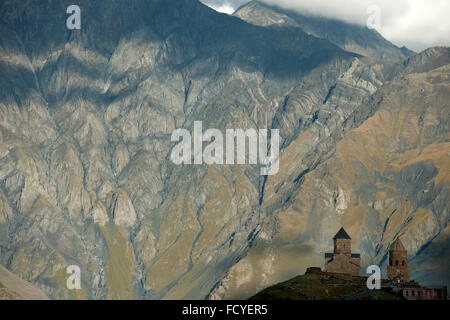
[202,0,450,52]
[261,0,450,51]
[204,1,236,15]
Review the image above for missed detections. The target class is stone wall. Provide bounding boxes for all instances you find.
[324,253,360,276]
[402,287,447,300]
[334,239,351,254]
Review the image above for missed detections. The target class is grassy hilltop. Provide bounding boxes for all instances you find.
[249,273,402,300]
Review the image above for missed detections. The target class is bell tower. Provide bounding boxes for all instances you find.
[387,237,410,282]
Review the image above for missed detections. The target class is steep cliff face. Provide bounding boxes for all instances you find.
[0,0,448,300]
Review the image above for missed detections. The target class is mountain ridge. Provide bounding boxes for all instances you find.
[0,0,448,300]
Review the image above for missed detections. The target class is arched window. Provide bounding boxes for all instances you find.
[405,290,409,296]
[390,259,393,266]
[402,260,405,266]
[396,260,399,266]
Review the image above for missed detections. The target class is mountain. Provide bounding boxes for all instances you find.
[0,0,448,300]
[0,265,49,299]
[234,1,415,61]
[0,0,356,300]
[212,47,450,299]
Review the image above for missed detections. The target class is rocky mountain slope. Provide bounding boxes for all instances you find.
[0,265,49,299]
[234,1,414,61]
[213,47,450,299]
[0,282,20,300]
[0,0,448,300]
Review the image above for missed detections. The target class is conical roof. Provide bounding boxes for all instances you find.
[333,227,351,240]
[390,238,406,251]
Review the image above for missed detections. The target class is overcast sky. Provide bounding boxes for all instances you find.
[201,0,450,52]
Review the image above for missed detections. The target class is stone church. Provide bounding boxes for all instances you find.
[324,227,361,276]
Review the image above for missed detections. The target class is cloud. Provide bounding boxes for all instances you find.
[202,0,249,11]
[202,1,240,14]
[202,0,450,52]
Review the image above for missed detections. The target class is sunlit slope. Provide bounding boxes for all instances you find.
[220,50,449,299]
[0,265,49,300]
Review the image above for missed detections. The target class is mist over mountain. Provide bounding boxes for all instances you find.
[204,0,450,52]
[234,1,414,61]
[0,0,448,300]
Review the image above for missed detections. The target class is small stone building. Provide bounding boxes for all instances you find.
[402,287,447,300]
[387,237,410,282]
[324,227,361,276]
